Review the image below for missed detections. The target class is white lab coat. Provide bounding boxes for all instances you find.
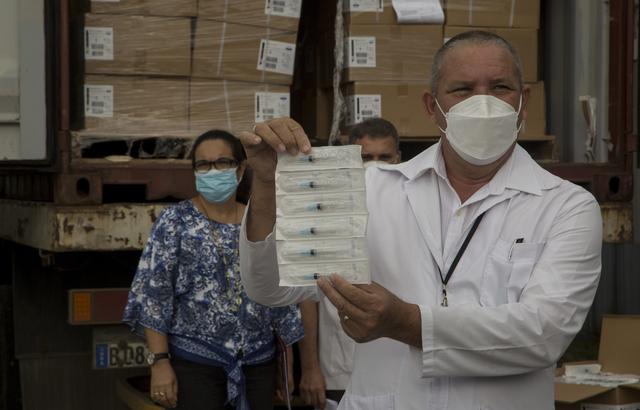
[318,295,355,390]
[240,143,602,410]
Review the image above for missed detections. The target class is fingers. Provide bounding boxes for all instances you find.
[317,275,366,322]
[253,122,287,153]
[238,130,263,150]
[243,118,311,155]
[270,120,299,156]
[150,383,177,408]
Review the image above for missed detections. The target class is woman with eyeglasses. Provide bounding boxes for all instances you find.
[123,130,303,410]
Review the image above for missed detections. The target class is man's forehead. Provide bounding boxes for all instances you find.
[440,43,519,81]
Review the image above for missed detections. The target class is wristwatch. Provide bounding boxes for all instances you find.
[146,352,171,366]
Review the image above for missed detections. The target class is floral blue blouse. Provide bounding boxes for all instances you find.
[123,200,303,408]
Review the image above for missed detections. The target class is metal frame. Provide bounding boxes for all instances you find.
[544,0,636,203]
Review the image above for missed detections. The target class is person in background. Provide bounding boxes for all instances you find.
[123,130,303,410]
[297,117,401,409]
[348,117,401,166]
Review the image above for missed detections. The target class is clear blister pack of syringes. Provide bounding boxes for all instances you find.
[275,145,371,286]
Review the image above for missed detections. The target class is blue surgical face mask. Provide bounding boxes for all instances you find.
[195,168,239,204]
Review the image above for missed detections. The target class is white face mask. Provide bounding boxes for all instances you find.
[436,94,523,166]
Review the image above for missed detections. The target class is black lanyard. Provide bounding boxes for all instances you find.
[437,211,486,307]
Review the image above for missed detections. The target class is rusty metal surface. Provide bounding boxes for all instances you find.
[0,200,167,251]
[601,202,634,243]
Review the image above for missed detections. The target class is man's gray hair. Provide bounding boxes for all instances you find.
[430,30,524,96]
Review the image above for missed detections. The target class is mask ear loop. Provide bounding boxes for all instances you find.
[434,97,448,134]
[515,93,524,133]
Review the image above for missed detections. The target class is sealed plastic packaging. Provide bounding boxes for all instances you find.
[277,238,368,263]
[276,214,368,239]
[277,145,363,171]
[276,191,367,217]
[278,260,370,286]
[276,169,365,194]
[275,145,370,286]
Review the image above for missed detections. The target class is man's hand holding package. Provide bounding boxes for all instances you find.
[318,274,422,349]
[239,118,312,182]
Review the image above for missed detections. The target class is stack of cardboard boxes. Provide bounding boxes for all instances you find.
[302,0,550,158]
[339,0,443,138]
[443,0,549,144]
[81,0,301,142]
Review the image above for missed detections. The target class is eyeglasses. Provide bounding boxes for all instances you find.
[193,158,239,173]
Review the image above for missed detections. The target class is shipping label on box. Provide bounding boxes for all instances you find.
[265,0,302,18]
[346,0,384,12]
[84,85,114,118]
[346,94,381,125]
[391,0,444,24]
[346,37,377,68]
[255,92,290,122]
[257,40,296,75]
[84,27,114,60]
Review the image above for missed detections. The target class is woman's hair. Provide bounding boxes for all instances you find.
[190,129,247,167]
[189,130,252,204]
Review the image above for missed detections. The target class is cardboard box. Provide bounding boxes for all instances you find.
[555,316,640,410]
[198,0,301,31]
[342,81,440,137]
[190,80,290,136]
[445,0,540,29]
[339,25,443,83]
[83,75,189,132]
[192,20,297,85]
[89,0,197,17]
[522,81,545,138]
[444,26,538,82]
[84,14,191,76]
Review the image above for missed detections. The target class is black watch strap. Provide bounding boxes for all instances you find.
[149,352,171,365]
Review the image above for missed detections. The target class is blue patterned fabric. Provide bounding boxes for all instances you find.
[123,200,303,409]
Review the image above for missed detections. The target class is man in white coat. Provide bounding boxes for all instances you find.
[238,31,602,410]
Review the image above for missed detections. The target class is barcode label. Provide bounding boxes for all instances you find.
[84,27,114,61]
[255,92,290,123]
[84,85,114,118]
[346,94,381,125]
[347,0,384,12]
[391,0,445,24]
[257,40,296,75]
[265,0,302,18]
[346,37,376,68]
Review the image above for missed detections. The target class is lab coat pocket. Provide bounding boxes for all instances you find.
[339,393,394,410]
[506,242,545,303]
[481,239,544,306]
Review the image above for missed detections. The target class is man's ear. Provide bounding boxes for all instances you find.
[422,90,437,118]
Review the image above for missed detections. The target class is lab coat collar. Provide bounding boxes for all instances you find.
[387,141,560,197]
